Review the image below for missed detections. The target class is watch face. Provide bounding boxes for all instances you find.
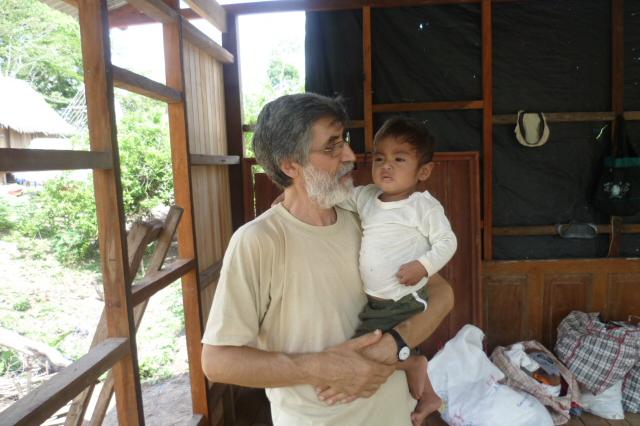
[399,346,411,361]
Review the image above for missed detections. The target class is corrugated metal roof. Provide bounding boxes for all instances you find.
[40,0,129,19]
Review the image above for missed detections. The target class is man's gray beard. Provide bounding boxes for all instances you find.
[302,162,354,209]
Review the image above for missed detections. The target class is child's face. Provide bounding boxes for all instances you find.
[372,137,433,201]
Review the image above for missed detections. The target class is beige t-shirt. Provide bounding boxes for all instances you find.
[203,203,414,425]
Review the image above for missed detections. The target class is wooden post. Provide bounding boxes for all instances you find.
[162,0,210,421]
[222,12,247,230]
[76,0,143,424]
[608,0,624,257]
[363,6,374,153]
[481,0,493,260]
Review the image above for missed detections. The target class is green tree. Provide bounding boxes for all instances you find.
[0,0,83,110]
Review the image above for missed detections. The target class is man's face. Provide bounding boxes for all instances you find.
[302,117,356,208]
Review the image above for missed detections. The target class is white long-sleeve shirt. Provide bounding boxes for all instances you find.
[340,184,457,301]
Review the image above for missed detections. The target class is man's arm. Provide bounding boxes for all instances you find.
[202,330,395,400]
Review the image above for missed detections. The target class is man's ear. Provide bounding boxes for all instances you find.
[417,162,434,182]
[280,159,302,179]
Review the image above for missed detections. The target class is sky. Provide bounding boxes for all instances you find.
[109,8,305,98]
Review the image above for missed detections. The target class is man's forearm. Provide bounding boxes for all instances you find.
[202,331,395,396]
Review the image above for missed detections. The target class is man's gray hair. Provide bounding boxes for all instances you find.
[253,93,348,188]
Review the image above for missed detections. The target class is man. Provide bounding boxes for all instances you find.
[201,93,454,425]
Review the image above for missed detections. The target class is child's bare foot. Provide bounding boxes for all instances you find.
[411,375,442,426]
[402,355,428,399]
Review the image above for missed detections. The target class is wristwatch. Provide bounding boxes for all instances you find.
[386,329,411,361]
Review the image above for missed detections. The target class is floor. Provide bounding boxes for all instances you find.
[234,388,640,426]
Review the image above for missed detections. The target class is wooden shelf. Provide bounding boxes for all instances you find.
[0,149,112,172]
[373,100,484,113]
[1,338,129,426]
[493,111,640,125]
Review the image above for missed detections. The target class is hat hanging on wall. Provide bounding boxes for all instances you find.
[515,111,550,147]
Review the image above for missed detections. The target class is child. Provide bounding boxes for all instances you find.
[342,116,457,426]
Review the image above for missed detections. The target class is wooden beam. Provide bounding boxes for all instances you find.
[223,13,247,230]
[493,111,617,124]
[481,0,493,260]
[198,260,223,291]
[109,5,198,28]
[182,18,234,64]
[183,0,227,32]
[125,0,178,24]
[493,224,640,236]
[77,0,144,424]
[1,338,128,426]
[363,6,374,152]
[131,258,196,305]
[112,65,182,103]
[190,153,240,165]
[373,100,483,113]
[223,0,483,15]
[163,3,211,420]
[0,149,112,172]
[242,119,364,133]
[186,414,206,426]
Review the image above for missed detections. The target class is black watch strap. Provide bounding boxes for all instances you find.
[386,329,411,361]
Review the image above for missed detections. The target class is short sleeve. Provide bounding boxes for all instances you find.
[202,225,272,347]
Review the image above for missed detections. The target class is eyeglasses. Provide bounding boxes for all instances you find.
[310,131,351,158]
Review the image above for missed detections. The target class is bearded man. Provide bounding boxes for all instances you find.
[201,93,454,425]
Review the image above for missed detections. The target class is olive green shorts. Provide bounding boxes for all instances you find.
[354,284,429,337]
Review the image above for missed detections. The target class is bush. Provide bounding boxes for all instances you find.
[0,202,13,233]
[15,93,173,265]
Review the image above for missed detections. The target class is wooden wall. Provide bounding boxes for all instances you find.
[483,258,640,351]
[182,39,234,321]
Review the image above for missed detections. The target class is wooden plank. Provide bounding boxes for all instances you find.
[163,5,211,420]
[373,100,484,113]
[223,13,247,230]
[627,413,640,426]
[612,0,624,115]
[109,5,198,28]
[493,224,640,236]
[183,0,227,32]
[1,338,128,426]
[482,0,493,259]
[112,65,182,103]
[125,0,178,23]
[363,6,373,152]
[198,259,223,291]
[182,18,234,64]
[493,111,617,124]
[131,258,196,305]
[77,0,144,424]
[190,153,240,165]
[0,149,112,172]
[242,119,364,133]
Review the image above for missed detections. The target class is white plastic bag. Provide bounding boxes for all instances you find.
[428,325,553,426]
[580,380,625,420]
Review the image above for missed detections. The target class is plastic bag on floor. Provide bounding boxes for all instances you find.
[579,380,625,420]
[428,325,553,426]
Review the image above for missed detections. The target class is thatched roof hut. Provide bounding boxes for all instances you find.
[0,76,75,149]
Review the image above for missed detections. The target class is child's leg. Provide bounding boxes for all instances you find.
[410,362,442,426]
[396,354,428,400]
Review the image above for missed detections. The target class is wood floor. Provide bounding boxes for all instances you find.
[234,388,640,426]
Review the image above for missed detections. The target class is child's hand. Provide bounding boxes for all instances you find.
[396,260,428,286]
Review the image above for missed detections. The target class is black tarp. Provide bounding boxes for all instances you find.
[305,0,640,259]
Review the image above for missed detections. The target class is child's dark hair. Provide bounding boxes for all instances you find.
[374,117,435,165]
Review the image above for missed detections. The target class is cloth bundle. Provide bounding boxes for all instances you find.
[491,341,580,424]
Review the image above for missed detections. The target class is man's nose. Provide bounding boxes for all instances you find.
[341,142,356,162]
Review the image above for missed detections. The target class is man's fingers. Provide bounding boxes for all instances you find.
[318,387,342,402]
[343,329,383,351]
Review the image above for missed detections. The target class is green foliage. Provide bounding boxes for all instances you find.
[17,178,98,264]
[12,298,31,312]
[0,202,13,233]
[138,346,174,382]
[0,349,21,375]
[0,0,83,110]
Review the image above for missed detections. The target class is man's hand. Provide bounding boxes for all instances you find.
[396,260,428,286]
[311,330,395,405]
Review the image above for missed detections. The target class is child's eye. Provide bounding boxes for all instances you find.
[395,157,406,162]
[373,157,383,162]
